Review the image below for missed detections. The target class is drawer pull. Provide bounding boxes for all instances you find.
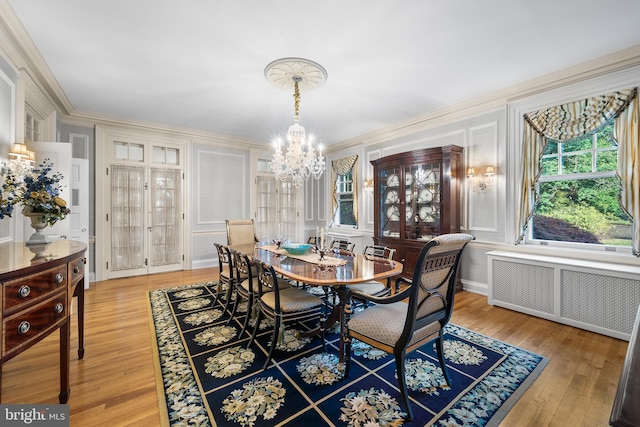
[18,285,31,298]
[18,321,30,335]
[54,302,64,314]
[73,265,80,274]
[55,273,64,284]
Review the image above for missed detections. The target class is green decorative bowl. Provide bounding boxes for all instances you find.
[281,243,313,255]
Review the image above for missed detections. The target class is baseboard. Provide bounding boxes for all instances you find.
[192,259,216,270]
[462,279,488,296]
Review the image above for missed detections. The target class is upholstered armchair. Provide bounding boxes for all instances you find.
[225,219,258,246]
[344,233,475,420]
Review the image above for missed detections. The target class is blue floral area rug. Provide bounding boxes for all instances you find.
[148,282,548,426]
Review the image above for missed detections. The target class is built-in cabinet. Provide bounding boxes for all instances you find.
[371,145,463,279]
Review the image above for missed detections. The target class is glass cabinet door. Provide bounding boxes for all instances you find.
[404,163,440,240]
[378,166,401,239]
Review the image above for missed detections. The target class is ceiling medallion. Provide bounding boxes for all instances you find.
[265,57,327,188]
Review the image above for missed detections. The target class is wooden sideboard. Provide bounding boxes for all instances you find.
[0,240,86,403]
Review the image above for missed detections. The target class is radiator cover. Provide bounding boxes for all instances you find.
[488,251,640,340]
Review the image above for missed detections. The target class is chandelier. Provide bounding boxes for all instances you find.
[265,58,327,188]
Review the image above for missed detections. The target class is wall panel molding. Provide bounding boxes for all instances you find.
[468,121,499,232]
[196,149,246,225]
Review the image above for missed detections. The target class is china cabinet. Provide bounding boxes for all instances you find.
[371,145,463,281]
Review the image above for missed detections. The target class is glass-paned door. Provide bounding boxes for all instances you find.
[256,176,277,241]
[110,165,146,275]
[149,168,182,272]
[255,176,300,243]
[405,163,440,240]
[101,133,185,280]
[378,166,401,239]
[279,180,297,241]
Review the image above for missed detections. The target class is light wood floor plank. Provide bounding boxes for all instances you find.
[0,269,627,426]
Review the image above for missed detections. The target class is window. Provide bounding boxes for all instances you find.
[331,155,358,227]
[335,171,356,226]
[114,141,144,162]
[24,110,40,143]
[532,118,632,248]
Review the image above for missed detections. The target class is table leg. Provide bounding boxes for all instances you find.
[297,285,351,366]
[59,319,70,404]
[74,279,85,359]
[333,286,351,365]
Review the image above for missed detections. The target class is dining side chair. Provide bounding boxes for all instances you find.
[214,243,233,304]
[248,259,326,370]
[346,245,398,302]
[344,233,475,420]
[225,218,258,246]
[228,249,291,337]
[330,239,355,255]
[214,243,245,315]
[226,248,257,336]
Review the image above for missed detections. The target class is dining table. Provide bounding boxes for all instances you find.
[231,242,403,364]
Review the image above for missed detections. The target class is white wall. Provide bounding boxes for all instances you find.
[191,141,251,269]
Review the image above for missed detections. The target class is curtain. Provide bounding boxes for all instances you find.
[516,88,637,246]
[110,165,146,270]
[149,168,182,266]
[516,122,546,243]
[331,155,358,225]
[615,95,640,255]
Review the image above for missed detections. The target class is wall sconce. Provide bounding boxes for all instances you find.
[363,179,374,192]
[467,166,495,193]
[2,142,35,176]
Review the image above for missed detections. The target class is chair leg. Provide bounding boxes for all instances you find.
[263,316,280,370]
[247,307,262,349]
[225,288,241,325]
[319,314,326,353]
[394,350,413,421]
[213,279,225,304]
[435,331,451,386]
[221,280,235,315]
[238,295,253,337]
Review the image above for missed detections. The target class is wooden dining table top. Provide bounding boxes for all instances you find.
[230,243,403,287]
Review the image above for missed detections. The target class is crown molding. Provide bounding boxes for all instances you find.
[0,0,73,114]
[63,110,266,149]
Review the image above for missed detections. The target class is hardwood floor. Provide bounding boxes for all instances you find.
[1,269,627,426]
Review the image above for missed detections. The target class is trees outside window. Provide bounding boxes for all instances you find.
[532,118,632,247]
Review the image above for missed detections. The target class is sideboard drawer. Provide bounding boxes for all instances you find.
[2,290,68,357]
[2,265,67,314]
[69,256,85,286]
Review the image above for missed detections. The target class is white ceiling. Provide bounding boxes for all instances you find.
[6,0,640,147]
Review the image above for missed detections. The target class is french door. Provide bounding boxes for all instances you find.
[253,152,302,242]
[97,129,185,280]
[255,176,300,242]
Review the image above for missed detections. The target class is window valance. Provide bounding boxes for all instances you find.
[524,88,636,141]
